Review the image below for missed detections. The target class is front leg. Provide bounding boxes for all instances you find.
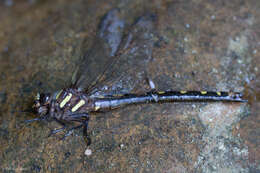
[25,116,45,123]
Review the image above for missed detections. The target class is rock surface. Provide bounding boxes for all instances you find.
[0,0,259,172]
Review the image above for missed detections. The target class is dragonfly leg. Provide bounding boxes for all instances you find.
[60,124,83,140]
[146,77,156,91]
[24,117,42,123]
[60,113,90,141]
[83,119,91,146]
[69,113,89,119]
[48,119,67,137]
[25,116,45,124]
[72,113,91,145]
[48,127,66,137]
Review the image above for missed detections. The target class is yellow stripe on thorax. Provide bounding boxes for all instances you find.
[72,99,85,112]
[55,90,63,100]
[60,93,72,108]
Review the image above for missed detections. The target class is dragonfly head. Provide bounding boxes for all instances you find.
[33,92,51,116]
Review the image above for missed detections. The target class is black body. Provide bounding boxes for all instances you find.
[92,91,245,111]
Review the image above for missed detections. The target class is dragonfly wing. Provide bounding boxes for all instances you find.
[88,14,158,97]
[72,9,125,92]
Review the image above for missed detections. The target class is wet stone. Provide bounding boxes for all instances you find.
[31,164,41,172]
[0,0,258,172]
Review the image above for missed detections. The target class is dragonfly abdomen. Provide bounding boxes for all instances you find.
[93,90,246,111]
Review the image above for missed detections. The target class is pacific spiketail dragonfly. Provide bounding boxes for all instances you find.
[26,9,246,146]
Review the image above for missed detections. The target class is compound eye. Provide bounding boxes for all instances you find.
[40,93,50,104]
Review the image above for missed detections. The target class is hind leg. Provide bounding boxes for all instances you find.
[48,119,67,137]
[83,119,91,146]
[59,113,90,143]
[60,124,84,140]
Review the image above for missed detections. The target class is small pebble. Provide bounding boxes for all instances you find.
[120,144,124,149]
[211,15,216,20]
[84,149,92,156]
[191,50,197,54]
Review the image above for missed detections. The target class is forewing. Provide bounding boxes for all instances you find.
[88,14,158,97]
[72,9,125,92]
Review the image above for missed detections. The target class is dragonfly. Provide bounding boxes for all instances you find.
[25,10,246,146]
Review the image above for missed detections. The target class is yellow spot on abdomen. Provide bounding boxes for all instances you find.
[216,92,221,96]
[158,91,165,94]
[60,93,72,108]
[180,91,187,94]
[72,99,85,112]
[201,91,207,94]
